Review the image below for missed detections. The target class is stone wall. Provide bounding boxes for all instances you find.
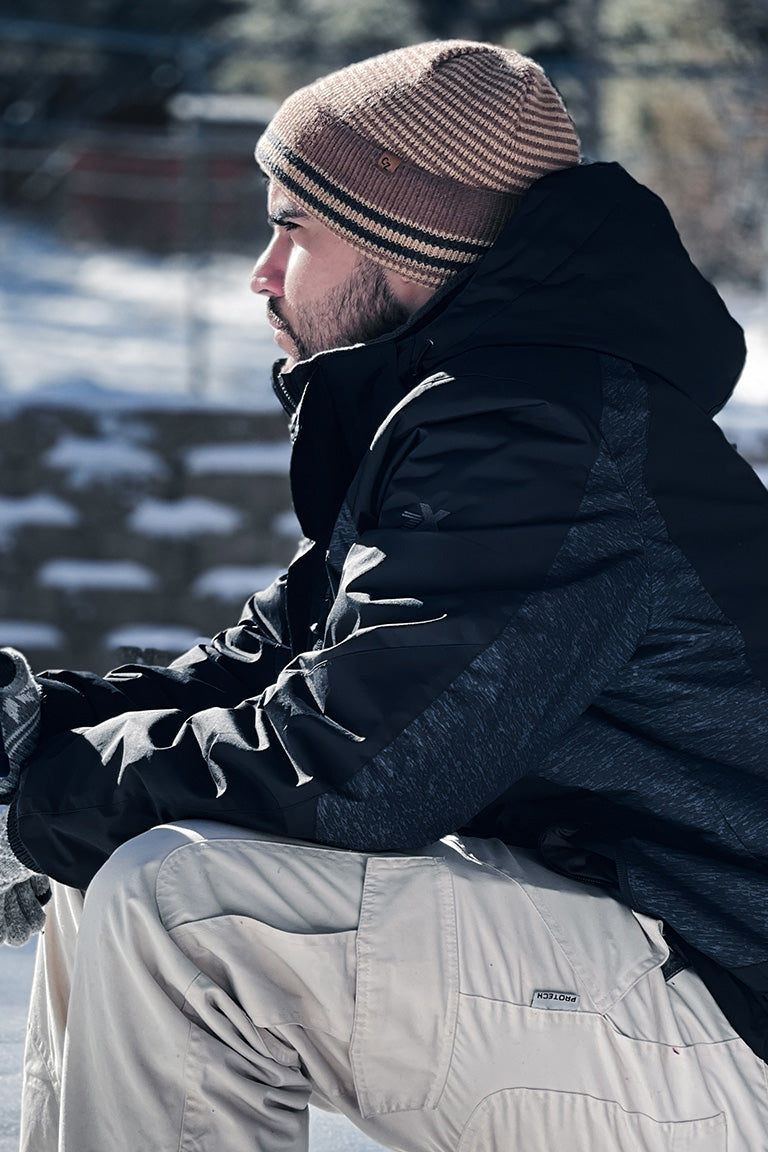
[0,401,766,678]
[0,403,297,674]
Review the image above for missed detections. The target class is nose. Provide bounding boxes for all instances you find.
[250,233,286,296]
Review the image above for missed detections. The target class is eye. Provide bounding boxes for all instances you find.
[279,220,300,233]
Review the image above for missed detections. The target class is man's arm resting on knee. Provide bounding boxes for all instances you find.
[9,398,648,891]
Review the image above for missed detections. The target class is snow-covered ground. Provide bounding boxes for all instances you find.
[0,216,277,411]
[1,213,766,419]
[0,215,766,1150]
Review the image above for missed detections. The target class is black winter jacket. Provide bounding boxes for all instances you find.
[9,163,768,1022]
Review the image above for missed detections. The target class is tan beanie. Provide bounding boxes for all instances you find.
[255,40,580,288]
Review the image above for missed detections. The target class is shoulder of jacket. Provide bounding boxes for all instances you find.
[370,371,454,449]
[372,359,601,454]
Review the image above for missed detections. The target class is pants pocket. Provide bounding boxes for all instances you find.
[349,855,458,1118]
[458,1088,726,1152]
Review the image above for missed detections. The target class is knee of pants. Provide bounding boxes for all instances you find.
[81,822,207,938]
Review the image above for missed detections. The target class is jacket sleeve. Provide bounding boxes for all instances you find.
[10,384,650,888]
[36,572,293,734]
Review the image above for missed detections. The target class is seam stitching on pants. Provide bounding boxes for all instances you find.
[476,866,586,994]
[175,1016,195,1152]
[430,862,460,1110]
[152,851,204,1152]
[25,1027,61,1095]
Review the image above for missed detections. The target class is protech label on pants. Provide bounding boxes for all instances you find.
[531,990,581,1010]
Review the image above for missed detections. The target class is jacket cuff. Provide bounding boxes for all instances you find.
[38,677,95,737]
[5,801,43,874]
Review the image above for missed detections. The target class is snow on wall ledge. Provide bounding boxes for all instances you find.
[0,405,297,674]
[0,396,765,677]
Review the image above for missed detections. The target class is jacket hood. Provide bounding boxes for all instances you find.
[415,161,745,416]
[276,162,745,544]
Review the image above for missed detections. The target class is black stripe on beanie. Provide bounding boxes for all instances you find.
[261,132,490,268]
[264,153,475,275]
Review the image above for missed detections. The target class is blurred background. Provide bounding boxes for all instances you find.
[0,0,767,673]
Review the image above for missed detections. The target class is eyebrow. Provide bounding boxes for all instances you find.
[268,204,311,226]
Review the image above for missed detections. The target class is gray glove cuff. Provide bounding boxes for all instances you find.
[0,647,42,799]
[1,874,49,946]
[0,804,49,946]
[0,806,35,889]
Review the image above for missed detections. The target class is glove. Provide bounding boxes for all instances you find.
[0,805,50,947]
[0,648,42,799]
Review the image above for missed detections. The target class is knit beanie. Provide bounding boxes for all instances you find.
[255,40,580,288]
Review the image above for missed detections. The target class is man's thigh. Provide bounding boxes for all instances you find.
[55,823,768,1151]
[404,836,768,1151]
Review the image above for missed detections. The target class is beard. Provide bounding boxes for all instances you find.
[268,257,411,364]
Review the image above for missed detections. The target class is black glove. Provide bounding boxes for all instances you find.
[0,648,42,799]
[0,805,50,947]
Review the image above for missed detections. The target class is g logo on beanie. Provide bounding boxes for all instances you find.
[376,152,403,174]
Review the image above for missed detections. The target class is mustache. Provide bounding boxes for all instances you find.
[266,299,293,336]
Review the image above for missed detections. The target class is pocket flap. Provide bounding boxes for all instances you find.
[350,856,458,1118]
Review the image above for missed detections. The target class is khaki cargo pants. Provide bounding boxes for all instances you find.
[20,821,768,1151]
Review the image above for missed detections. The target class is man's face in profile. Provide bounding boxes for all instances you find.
[250,180,433,369]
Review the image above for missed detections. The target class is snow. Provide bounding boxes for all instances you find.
[0,943,35,1152]
[105,624,206,654]
[0,214,766,419]
[0,216,278,412]
[194,564,283,599]
[0,215,767,1152]
[44,432,165,488]
[0,621,64,649]
[37,559,157,591]
[723,290,768,409]
[273,508,302,537]
[185,440,293,475]
[714,402,768,462]
[0,494,78,547]
[128,496,243,537]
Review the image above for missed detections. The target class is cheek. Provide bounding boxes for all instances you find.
[282,247,322,303]
[284,240,361,303]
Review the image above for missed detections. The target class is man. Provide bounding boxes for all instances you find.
[2,38,768,1151]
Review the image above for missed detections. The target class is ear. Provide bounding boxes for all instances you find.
[383,269,436,313]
